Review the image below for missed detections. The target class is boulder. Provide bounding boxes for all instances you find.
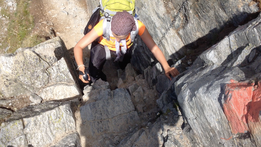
[136,0,259,62]
[0,37,81,110]
[0,108,12,123]
[174,13,261,146]
[0,101,79,147]
[50,133,81,147]
[79,84,141,146]
[1,1,261,146]
[118,90,192,147]
[79,72,161,146]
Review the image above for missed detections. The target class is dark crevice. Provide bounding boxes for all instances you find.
[169,12,260,72]
[0,107,15,112]
[158,1,189,48]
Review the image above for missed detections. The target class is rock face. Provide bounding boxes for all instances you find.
[85,0,259,73]
[136,0,259,66]
[0,37,82,146]
[0,101,79,147]
[76,71,192,147]
[174,13,261,146]
[80,87,140,146]
[0,37,81,110]
[1,0,261,147]
[78,72,162,146]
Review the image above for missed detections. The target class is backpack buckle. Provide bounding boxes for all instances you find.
[104,12,110,18]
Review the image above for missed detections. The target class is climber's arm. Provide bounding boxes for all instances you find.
[74,29,99,83]
[140,28,179,79]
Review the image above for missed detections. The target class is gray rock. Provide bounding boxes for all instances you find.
[81,88,137,124]
[0,101,77,147]
[0,108,12,123]
[82,79,110,103]
[80,0,259,73]
[80,88,140,146]
[144,63,163,88]
[0,120,26,147]
[0,1,259,147]
[175,13,261,146]
[51,133,81,147]
[92,79,110,90]
[120,112,190,147]
[29,93,42,105]
[137,0,258,59]
[84,0,259,72]
[131,36,156,74]
[156,74,171,95]
[0,37,81,109]
[124,63,138,80]
[128,83,139,94]
[117,128,144,147]
[132,86,144,103]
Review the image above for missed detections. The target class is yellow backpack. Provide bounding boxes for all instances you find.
[100,0,136,17]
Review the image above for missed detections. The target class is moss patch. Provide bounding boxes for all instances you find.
[0,0,40,53]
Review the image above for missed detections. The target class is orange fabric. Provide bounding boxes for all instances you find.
[93,19,146,51]
[137,20,145,36]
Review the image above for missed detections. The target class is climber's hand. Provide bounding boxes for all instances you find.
[79,73,91,83]
[165,67,179,80]
[78,67,91,83]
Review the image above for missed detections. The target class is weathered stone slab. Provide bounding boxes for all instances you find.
[118,128,144,147]
[175,13,261,146]
[120,112,190,147]
[0,120,26,147]
[80,88,141,146]
[81,88,139,129]
[0,101,77,147]
[51,133,81,147]
[0,37,81,109]
[0,108,12,122]
[39,83,80,101]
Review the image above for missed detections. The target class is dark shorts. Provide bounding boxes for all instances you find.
[88,42,133,81]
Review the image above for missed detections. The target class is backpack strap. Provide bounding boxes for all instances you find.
[104,45,111,60]
[104,9,133,16]
[130,18,139,42]
[102,17,112,41]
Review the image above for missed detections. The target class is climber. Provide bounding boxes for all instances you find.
[74,11,179,84]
